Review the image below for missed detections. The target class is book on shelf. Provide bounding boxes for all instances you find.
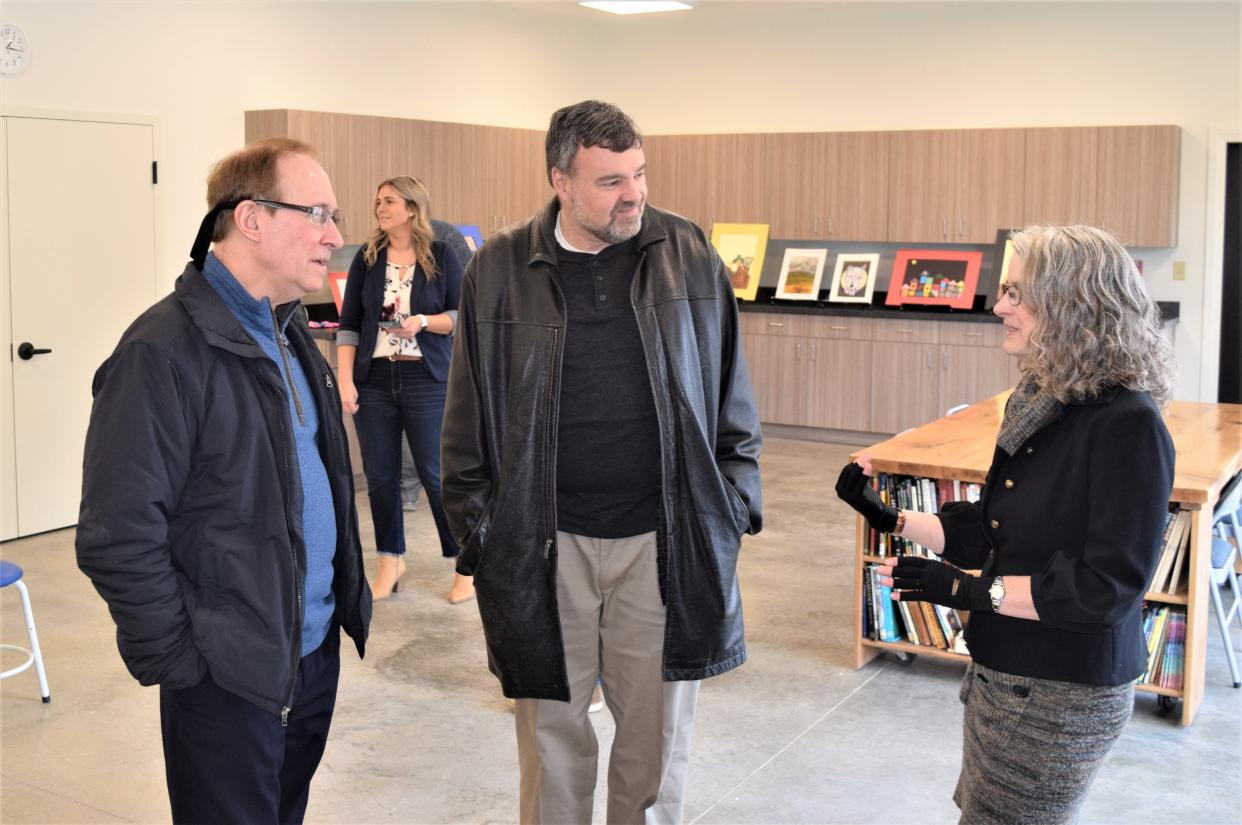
[863,563,969,654]
[1147,507,1191,594]
[868,473,982,559]
[1140,603,1186,690]
[1164,511,1192,595]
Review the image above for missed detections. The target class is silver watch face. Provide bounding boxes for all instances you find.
[989,577,1005,607]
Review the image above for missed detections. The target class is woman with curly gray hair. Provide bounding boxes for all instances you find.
[837,225,1176,824]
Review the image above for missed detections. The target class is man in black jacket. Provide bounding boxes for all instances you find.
[76,138,371,824]
[442,101,762,824]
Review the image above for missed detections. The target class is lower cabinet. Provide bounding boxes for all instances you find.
[742,334,873,431]
[742,313,1020,435]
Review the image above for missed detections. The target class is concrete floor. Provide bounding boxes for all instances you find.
[2,437,1240,825]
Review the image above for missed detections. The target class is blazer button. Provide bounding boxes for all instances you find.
[1004,479,1015,489]
[991,519,1000,529]
[1025,446,1035,454]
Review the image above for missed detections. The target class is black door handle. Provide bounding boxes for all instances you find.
[17,342,52,360]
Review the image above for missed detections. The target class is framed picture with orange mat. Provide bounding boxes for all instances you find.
[885,250,982,309]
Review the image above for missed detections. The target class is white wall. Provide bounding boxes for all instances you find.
[2,0,1238,400]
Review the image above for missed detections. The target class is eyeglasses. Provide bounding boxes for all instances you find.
[251,199,346,231]
[997,280,1022,307]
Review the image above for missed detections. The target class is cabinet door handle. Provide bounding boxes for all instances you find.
[965,331,983,338]
[943,351,949,370]
[768,322,785,328]
[830,324,847,331]
[896,328,914,334]
[942,218,949,239]
[810,342,818,362]
[926,350,932,368]
[812,216,819,236]
[958,217,964,238]
[827,217,833,237]
[796,343,803,361]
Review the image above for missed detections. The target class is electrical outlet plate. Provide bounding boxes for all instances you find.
[1172,261,1186,281]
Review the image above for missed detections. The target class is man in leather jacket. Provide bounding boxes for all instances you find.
[441,101,762,825]
[76,139,370,824]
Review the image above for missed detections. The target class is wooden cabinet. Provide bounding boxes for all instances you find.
[459,125,549,238]
[1096,125,1181,247]
[248,112,1183,250]
[742,312,1019,435]
[762,131,889,240]
[741,313,873,431]
[1024,125,1181,247]
[1023,126,1099,227]
[888,129,1025,244]
[245,110,547,243]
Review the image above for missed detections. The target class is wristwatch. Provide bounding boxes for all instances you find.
[988,576,1006,612]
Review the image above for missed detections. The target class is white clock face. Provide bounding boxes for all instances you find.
[0,23,30,75]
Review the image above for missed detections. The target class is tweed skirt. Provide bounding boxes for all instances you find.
[953,661,1134,825]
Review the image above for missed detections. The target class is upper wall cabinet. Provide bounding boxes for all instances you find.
[1095,125,1181,248]
[245,109,548,243]
[248,112,1183,250]
[763,131,889,241]
[887,129,1026,244]
[1024,125,1180,247]
[645,134,766,230]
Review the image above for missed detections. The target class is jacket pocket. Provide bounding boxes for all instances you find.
[456,498,496,576]
[721,474,749,538]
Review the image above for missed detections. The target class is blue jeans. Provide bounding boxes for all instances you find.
[354,358,459,558]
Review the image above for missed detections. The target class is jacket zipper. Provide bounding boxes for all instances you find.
[266,316,304,725]
[271,308,305,427]
[629,251,669,600]
[544,327,560,558]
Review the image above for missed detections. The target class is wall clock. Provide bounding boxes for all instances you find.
[0,23,30,75]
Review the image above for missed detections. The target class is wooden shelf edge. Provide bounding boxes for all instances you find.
[1143,589,1189,606]
[860,638,969,663]
[1135,682,1183,698]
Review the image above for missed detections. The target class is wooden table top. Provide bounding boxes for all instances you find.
[855,393,1242,506]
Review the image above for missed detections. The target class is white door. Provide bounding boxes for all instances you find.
[3,116,157,538]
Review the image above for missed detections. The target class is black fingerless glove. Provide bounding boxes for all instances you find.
[835,461,899,533]
[890,556,992,612]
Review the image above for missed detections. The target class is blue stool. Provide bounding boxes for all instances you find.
[0,561,51,702]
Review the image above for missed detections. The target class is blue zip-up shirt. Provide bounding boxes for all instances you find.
[203,253,336,656]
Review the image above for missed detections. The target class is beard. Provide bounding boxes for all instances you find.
[572,196,645,246]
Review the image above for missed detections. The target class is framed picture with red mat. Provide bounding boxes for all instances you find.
[885,250,983,309]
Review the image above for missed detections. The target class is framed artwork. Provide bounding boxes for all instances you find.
[710,223,769,302]
[328,271,348,313]
[775,247,828,300]
[885,250,982,310]
[827,253,880,304]
[454,224,484,252]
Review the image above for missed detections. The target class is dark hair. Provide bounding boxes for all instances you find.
[545,100,643,185]
[206,137,316,241]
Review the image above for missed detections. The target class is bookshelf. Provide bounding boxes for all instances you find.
[851,392,1242,726]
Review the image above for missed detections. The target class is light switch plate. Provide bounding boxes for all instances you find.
[1172,261,1186,281]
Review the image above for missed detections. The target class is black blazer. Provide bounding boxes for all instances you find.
[938,387,1175,686]
[338,240,463,384]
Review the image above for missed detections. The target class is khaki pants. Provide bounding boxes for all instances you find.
[515,531,700,825]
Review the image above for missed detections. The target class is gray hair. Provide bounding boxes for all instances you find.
[1011,224,1176,406]
[545,100,643,185]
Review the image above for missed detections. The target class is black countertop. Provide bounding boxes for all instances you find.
[739,300,1179,325]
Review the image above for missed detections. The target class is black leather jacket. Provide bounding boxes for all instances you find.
[77,264,371,715]
[441,201,762,700]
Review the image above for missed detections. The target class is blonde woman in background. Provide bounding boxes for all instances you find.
[337,176,471,603]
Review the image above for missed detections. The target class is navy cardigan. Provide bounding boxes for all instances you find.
[937,387,1175,686]
[337,240,463,384]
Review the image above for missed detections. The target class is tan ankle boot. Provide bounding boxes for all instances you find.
[448,572,475,604]
[371,555,407,600]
